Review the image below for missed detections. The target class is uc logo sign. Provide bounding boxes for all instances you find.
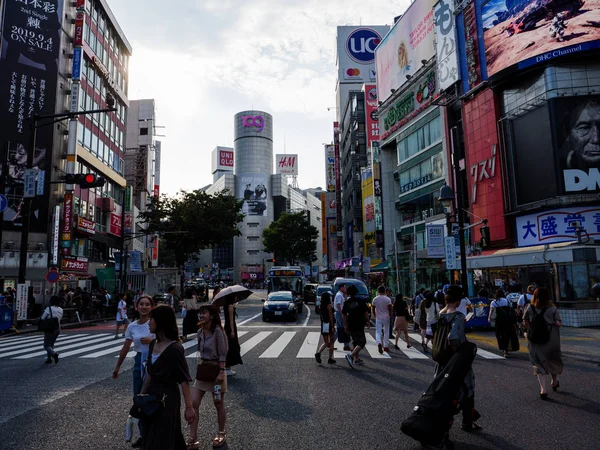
[242,115,264,132]
[346,28,382,64]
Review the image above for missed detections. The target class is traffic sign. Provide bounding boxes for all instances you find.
[45,270,60,284]
[0,194,7,213]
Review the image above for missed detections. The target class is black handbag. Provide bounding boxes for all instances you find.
[38,306,59,332]
[129,393,166,419]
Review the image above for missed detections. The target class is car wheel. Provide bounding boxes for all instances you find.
[262,314,268,322]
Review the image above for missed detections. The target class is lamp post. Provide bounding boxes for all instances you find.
[358,239,364,280]
[439,184,469,293]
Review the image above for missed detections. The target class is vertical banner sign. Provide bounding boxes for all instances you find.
[445,236,456,269]
[363,84,379,148]
[16,284,29,321]
[52,205,60,265]
[36,170,45,196]
[334,122,343,257]
[72,48,82,80]
[125,186,132,211]
[426,224,445,257]
[325,144,335,192]
[73,11,84,46]
[0,0,62,232]
[69,83,80,112]
[23,169,36,198]
[463,2,481,91]
[61,193,73,254]
[371,143,384,249]
[434,0,459,91]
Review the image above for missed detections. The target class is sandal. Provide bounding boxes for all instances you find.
[187,438,200,450]
[213,431,227,448]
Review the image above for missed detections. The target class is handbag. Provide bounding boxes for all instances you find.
[129,393,165,419]
[38,306,59,332]
[322,322,330,333]
[196,359,220,382]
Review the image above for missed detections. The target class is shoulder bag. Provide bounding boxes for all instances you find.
[130,393,166,419]
[196,329,221,382]
[38,307,59,332]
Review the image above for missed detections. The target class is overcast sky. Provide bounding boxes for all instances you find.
[109,0,409,195]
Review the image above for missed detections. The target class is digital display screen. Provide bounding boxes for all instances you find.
[269,270,302,277]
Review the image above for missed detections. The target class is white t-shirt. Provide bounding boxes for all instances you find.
[457,298,472,316]
[372,295,392,320]
[125,320,154,356]
[518,294,533,308]
[116,299,128,321]
[333,291,345,314]
[42,306,63,329]
[425,302,439,323]
[506,293,520,306]
[491,298,509,308]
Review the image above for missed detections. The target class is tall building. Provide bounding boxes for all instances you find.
[0,0,131,297]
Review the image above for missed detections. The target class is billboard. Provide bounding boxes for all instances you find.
[375,0,436,103]
[238,173,268,216]
[363,84,379,148]
[434,0,460,90]
[325,144,335,192]
[336,26,389,83]
[275,154,298,176]
[361,168,375,247]
[0,0,62,232]
[552,95,600,194]
[211,146,234,172]
[482,0,600,77]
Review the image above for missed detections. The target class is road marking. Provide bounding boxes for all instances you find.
[365,333,391,359]
[238,325,321,329]
[297,331,321,358]
[0,335,44,348]
[395,339,429,359]
[302,303,311,327]
[240,331,271,356]
[12,334,116,359]
[0,333,89,352]
[259,331,296,358]
[0,334,102,359]
[475,348,505,360]
[237,313,262,326]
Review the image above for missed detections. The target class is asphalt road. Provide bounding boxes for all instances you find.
[1,291,599,450]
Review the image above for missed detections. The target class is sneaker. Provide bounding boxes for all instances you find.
[461,423,482,432]
[314,352,322,364]
[355,358,364,366]
[378,343,383,354]
[53,353,59,364]
[225,369,236,376]
[114,335,119,339]
[344,353,355,369]
[327,358,336,364]
[384,347,390,353]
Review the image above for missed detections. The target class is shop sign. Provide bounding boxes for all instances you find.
[463,2,481,90]
[124,212,133,234]
[62,193,73,251]
[109,213,122,237]
[69,82,79,113]
[470,144,497,204]
[76,216,95,235]
[434,0,459,91]
[401,173,433,193]
[427,224,445,257]
[125,186,132,211]
[61,256,88,272]
[242,115,264,132]
[73,12,84,46]
[16,284,28,321]
[275,154,298,176]
[325,144,335,192]
[516,206,600,247]
[51,205,60,265]
[72,47,82,80]
[445,236,456,269]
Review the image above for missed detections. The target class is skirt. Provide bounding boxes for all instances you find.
[394,316,409,333]
[193,374,228,393]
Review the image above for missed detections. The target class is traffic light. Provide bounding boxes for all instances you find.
[65,173,106,189]
[480,225,491,249]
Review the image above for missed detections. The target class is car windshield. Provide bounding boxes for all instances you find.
[269,277,302,294]
[317,288,331,295]
[340,281,369,295]
[268,294,292,301]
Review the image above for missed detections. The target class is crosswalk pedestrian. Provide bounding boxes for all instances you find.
[0,330,510,363]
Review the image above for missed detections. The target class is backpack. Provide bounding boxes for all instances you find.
[432,313,457,365]
[528,307,551,344]
[435,290,445,305]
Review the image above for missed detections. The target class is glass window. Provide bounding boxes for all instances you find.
[108,150,114,168]
[84,126,92,149]
[400,171,409,186]
[417,127,425,151]
[406,132,418,158]
[423,122,431,148]
[77,123,84,144]
[95,70,101,91]
[93,101,99,124]
[84,22,90,43]
[409,165,420,181]
[97,140,104,161]
[91,134,98,156]
[430,116,442,143]
[420,158,432,176]
[104,142,110,162]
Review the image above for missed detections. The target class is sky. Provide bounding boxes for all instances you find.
[108,0,410,195]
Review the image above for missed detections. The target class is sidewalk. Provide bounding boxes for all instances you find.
[467,326,600,365]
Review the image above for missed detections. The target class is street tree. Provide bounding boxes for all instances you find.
[139,189,244,292]
[262,212,318,265]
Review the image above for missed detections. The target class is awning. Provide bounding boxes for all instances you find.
[370,261,389,271]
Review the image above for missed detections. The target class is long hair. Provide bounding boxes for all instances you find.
[532,287,552,309]
[496,289,505,299]
[198,304,222,332]
[150,305,179,341]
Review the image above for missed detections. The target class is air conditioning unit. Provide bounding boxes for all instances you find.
[101,197,114,212]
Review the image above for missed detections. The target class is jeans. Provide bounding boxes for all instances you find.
[375,318,390,347]
[133,352,146,437]
[335,311,350,345]
[44,330,60,358]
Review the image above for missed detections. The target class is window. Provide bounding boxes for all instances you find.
[84,126,92,149]
[91,134,98,156]
[77,123,84,144]
[97,140,104,161]
[140,127,148,136]
[104,142,110,163]
[108,150,114,168]
[397,114,443,164]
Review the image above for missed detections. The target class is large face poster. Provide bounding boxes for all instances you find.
[238,173,268,216]
[552,95,600,193]
[482,0,600,77]
[0,0,62,232]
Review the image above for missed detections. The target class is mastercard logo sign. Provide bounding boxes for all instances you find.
[346,68,361,77]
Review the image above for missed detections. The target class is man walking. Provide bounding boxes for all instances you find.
[343,285,370,368]
[334,284,351,351]
[372,285,393,354]
[413,288,425,331]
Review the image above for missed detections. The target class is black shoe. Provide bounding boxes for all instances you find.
[461,422,482,432]
[53,353,59,364]
[131,437,144,448]
[327,358,336,364]
[540,393,548,400]
[552,381,560,392]
[314,352,322,364]
[45,358,52,364]
[394,344,400,350]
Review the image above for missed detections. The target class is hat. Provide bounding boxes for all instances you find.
[527,285,534,294]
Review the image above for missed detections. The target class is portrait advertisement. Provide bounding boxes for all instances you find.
[238,173,268,216]
[551,95,600,193]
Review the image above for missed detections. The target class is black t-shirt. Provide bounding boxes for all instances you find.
[320,295,332,323]
[393,299,408,317]
[342,296,368,331]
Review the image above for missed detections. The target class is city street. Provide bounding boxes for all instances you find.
[1,293,599,449]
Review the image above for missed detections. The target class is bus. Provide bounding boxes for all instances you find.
[266,266,305,301]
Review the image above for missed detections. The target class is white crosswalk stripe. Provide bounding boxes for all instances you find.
[1,330,509,361]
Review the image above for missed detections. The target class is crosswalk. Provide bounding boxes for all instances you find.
[0,330,508,363]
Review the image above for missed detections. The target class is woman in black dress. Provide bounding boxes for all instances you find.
[182,288,200,339]
[224,296,243,376]
[141,305,195,450]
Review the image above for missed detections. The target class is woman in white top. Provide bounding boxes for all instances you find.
[113,295,156,448]
[115,293,130,338]
[41,296,63,364]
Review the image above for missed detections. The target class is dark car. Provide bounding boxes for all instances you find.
[303,283,318,304]
[332,277,372,318]
[315,285,333,314]
[262,291,302,322]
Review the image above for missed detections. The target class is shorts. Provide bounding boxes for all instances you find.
[350,329,366,348]
[116,318,129,326]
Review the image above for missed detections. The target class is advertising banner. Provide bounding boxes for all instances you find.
[130,251,143,272]
[463,2,482,91]
[361,168,375,248]
[550,95,600,194]
[76,216,95,235]
[482,0,600,77]
[61,193,73,252]
[325,191,337,218]
[74,11,84,46]
[434,0,460,90]
[325,144,335,192]
[334,122,343,255]
[51,205,60,265]
[16,284,28,321]
[375,0,436,103]
[238,173,268,216]
[218,148,234,169]
[124,212,133,234]
[516,206,600,247]
[427,224,445,257]
[72,48,82,80]
[109,213,122,237]
[275,154,298,176]
[363,84,379,148]
[0,0,62,232]
[336,26,389,83]
[61,256,89,272]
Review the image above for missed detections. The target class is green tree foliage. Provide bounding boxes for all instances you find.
[139,189,244,269]
[262,212,318,265]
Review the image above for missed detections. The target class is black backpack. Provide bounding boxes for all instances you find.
[432,313,457,365]
[528,307,551,344]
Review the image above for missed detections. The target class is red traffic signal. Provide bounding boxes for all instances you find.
[64,173,106,189]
